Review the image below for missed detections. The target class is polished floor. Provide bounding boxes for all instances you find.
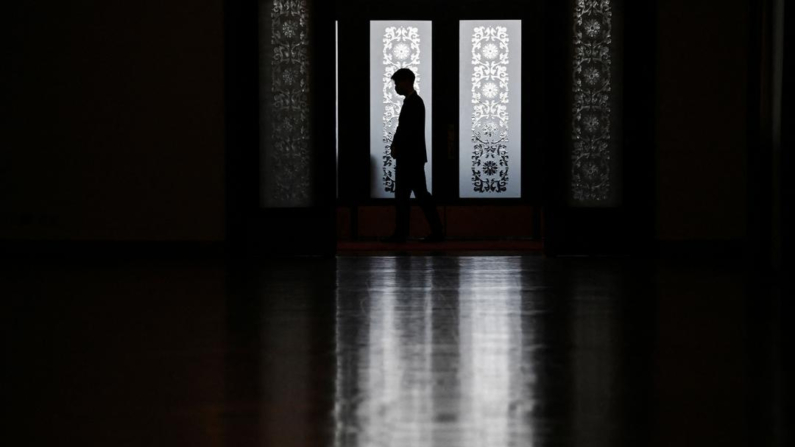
[3,255,790,446]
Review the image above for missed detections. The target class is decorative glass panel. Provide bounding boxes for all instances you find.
[259,0,313,207]
[369,21,433,199]
[571,0,614,204]
[459,21,522,198]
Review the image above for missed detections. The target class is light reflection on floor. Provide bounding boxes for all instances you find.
[334,257,536,447]
[4,255,784,446]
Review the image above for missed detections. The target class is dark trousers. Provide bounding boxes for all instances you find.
[394,162,443,237]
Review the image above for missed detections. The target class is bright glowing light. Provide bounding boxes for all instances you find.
[459,21,522,198]
[369,21,433,199]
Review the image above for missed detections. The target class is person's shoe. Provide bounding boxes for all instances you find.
[420,233,445,243]
[381,234,407,244]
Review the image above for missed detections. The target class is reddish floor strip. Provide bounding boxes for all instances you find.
[337,239,544,252]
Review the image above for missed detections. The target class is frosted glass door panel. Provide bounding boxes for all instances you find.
[369,21,433,199]
[459,20,522,198]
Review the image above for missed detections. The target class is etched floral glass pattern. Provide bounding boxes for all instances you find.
[471,26,510,193]
[381,27,421,193]
[572,0,613,202]
[260,0,312,207]
[459,21,521,198]
[369,22,433,199]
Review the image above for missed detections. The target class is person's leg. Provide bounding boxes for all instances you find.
[410,164,444,237]
[393,163,411,238]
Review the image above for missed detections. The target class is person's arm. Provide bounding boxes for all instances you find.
[390,126,402,159]
[399,99,424,157]
[412,100,425,149]
[391,101,413,159]
[391,96,425,159]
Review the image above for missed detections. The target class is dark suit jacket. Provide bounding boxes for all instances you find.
[392,91,428,165]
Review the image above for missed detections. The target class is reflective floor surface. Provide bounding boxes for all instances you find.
[3,255,790,446]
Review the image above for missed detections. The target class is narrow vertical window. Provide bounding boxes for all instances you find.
[459,21,522,198]
[369,21,433,199]
[260,0,313,207]
[571,0,616,204]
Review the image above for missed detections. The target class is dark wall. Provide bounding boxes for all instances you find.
[4,0,761,246]
[4,1,225,241]
[655,0,749,241]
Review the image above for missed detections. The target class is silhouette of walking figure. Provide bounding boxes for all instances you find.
[382,68,444,243]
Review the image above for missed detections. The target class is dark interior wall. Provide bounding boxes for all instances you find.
[4,1,225,241]
[4,0,761,245]
[655,0,749,241]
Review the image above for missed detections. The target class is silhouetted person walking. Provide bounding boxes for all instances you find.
[382,68,444,243]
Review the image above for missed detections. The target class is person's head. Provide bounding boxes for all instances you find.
[391,68,415,96]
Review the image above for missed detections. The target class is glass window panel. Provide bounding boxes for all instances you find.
[259,0,314,207]
[369,21,433,199]
[459,20,522,198]
[570,0,620,206]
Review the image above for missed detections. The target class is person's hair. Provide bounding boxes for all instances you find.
[391,68,415,84]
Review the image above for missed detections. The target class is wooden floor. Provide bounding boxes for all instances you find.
[3,255,789,446]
